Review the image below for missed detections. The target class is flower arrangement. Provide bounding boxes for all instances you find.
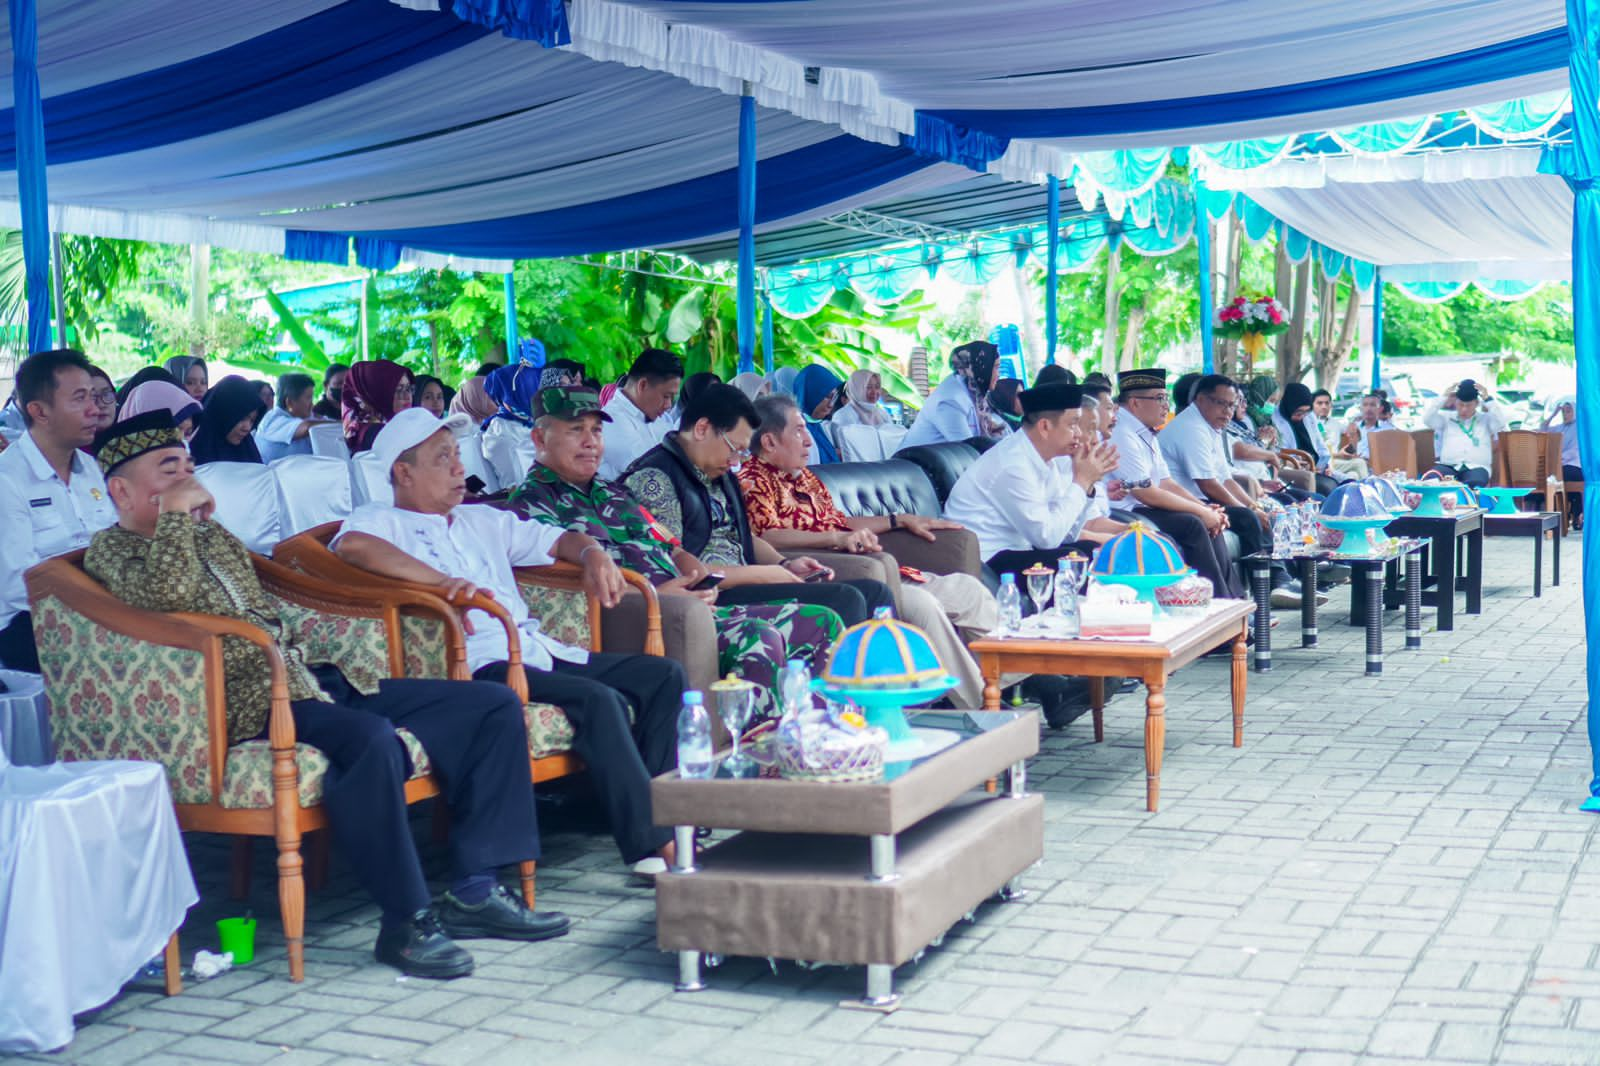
[1214,294,1290,358]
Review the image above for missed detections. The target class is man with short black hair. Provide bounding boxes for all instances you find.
[256,372,334,462]
[624,383,894,626]
[600,347,684,480]
[1425,380,1505,487]
[0,349,118,669]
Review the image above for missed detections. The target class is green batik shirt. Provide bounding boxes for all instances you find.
[509,464,679,583]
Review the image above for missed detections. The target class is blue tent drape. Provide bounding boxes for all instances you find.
[1371,270,1385,392]
[1045,174,1060,365]
[1558,0,1600,809]
[10,0,51,354]
[736,94,757,373]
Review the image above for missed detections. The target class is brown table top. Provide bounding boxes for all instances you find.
[969,599,1252,668]
[650,710,1038,837]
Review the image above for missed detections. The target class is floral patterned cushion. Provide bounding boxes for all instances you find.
[401,614,449,679]
[33,594,215,805]
[220,728,432,809]
[517,581,592,649]
[272,595,388,695]
[525,701,575,757]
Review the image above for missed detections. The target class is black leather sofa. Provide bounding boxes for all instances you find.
[810,457,990,587]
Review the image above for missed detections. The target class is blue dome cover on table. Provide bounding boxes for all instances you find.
[822,618,948,690]
[1321,482,1390,520]
[1091,522,1186,578]
[1359,476,1408,513]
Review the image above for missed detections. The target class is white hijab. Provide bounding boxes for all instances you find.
[841,369,886,426]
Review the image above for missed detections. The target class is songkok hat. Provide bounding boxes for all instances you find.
[532,385,613,422]
[91,410,185,476]
[1455,382,1481,402]
[1117,368,1168,392]
[1019,383,1082,416]
[371,408,474,474]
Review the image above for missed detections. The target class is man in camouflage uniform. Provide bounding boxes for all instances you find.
[507,386,841,720]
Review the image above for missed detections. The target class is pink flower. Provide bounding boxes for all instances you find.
[1268,310,1283,323]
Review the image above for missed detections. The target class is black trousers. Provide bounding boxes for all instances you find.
[474,652,680,864]
[1565,465,1584,520]
[1221,505,1267,559]
[717,578,892,626]
[987,542,1101,576]
[0,611,38,672]
[1430,463,1490,488]
[286,671,539,923]
[1132,506,1243,598]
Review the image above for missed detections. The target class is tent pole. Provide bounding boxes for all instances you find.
[1045,174,1060,367]
[1371,269,1384,392]
[737,91,757,374]
[1559,0,1600,809]
[503,271,519,361]
[1195,180,1214,374]
[761,289,775,376]
[50,232,66,347]
[11,0,52,354]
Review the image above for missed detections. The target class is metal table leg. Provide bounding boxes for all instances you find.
[868,834,898,883]
[1299,555,1318,647]
[1465,526,1483,615]
[1251,562,1272,672]
[1435,530,1457,631]
[1405,551,1423,650]
[1534,525,1544,597]
[1365,565,1385,675]
[1554,517,1562,587]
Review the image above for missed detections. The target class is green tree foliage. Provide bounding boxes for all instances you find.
[1381,283,1573,366]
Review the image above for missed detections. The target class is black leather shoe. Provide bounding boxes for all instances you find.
[438,885,571,942]
[374,910,474,979]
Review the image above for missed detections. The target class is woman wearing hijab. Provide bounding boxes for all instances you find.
[769,365,800,398]
[119,380,203,439]
[1271,382,1340,494]
[988,378,1025,431]
[831,369,888,428]
[900,340,1008,449]
[341,359,414,453]
[479,362,542,485]
[449,374,499,424]
[114,365,180,409]
[164,356,209,401]
[189,375,268,465]
[792,364,844,465]
[728,371,770,403]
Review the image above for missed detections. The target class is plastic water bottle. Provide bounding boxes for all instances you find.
[873,605,895,620]
[779,658,812,719]
[676,690,713,779]
[997,573,1022,634]
[1055,559,1081,637]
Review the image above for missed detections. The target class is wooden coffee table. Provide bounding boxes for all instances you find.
[970,600,1252,812]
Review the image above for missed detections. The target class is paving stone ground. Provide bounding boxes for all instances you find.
[14,537,1596,1066]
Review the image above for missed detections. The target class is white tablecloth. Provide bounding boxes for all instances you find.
[0,760,198,1053]
[0,670,52,766]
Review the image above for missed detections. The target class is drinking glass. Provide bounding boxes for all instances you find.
[1025,569,1053,618]
[709,677,758,772]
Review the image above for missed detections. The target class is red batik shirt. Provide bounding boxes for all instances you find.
[736,457,852,535]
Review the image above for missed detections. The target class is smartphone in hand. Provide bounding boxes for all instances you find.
[688,572,726,591]
[803,569,831,583]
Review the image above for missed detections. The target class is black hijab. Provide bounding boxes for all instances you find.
[189,374,267,465]
[115,365,179,410]
[1278,382,1317,454]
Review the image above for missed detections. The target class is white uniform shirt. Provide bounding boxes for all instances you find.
[334,502,586,673]
[599,389,670,482]
[254,407,313,464]
[900,375,984,449]
[1109,411,1171,487]
[1424,399,1506,472]
[945,430,1089,560]
[1348,418,1396,460]
[0,431,117,627]
[1158,404,1234,501]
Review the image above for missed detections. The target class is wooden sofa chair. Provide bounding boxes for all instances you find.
[23,551,533,983]
[1498,430,1568,531]
[1367,430,1417,478]
[273,523,664,782]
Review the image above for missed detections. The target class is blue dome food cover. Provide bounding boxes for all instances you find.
[1360,477,1407,512]
[822,618,949,689]
[1090,522,1186,578]
[1321,482,1389,520]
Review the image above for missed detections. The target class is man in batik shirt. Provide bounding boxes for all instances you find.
[507,386,841,719]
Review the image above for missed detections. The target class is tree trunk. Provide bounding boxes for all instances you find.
[1216,216,1243,379]
[1011,262,1046,377]
[1121,306,1148,369]
[1102,243,1122,374]
[189,243,210,357]
[1313,278,1362,390]
[1275,248,1311,386]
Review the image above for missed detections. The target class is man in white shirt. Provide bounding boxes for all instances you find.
[333,409,686,879]
[1344,392,1396,462]
[599,348,683,481]
[1424,381,1507,487]
[1109,368,1245,599]
[945,382,1117,572]
[255,372,334,463]
[1160,376,1271,564]
[0,349,118,670]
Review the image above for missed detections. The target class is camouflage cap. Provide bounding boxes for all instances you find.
[532,385,613,422]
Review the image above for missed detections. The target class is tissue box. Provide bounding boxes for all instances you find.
[1080,599,1153,638]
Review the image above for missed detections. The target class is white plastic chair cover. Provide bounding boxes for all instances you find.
[271,454,355,537]
[0,670,51,767]
[0,760,198,1052]
[481,419,536,489]
[835,423,909,463]
[194,461,282,553]
[879,425,909,456]
[349,450,394,508]
[307,422,351,461]
[457,429,500,494]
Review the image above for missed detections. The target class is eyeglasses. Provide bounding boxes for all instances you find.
[1130,393,1170,407]
[720,432,753,462]
[91,389,116,407]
